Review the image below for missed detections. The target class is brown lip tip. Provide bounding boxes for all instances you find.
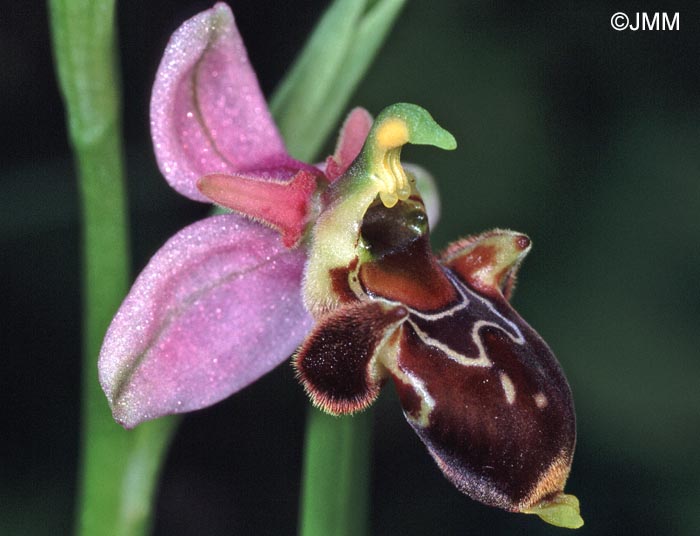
[515,235,531,250]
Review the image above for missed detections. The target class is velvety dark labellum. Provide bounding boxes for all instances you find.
[394,274,575,510]
[361,206,574,510]
[299,200,576,513]
[297,104,581,526]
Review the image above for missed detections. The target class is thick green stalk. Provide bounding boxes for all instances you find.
[49,1,177,535]
[298,410,373,536]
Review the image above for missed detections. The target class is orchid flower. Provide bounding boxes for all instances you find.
[99,3,582,529]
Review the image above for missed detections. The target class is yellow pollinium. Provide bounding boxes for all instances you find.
[376,118,409,149]
[373,119,411,208]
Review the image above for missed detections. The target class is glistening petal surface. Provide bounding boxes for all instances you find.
[98,214,312,428]
[150,3,297,201]
[404,163,441,227]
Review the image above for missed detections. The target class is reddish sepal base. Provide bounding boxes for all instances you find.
[198,169,320,247]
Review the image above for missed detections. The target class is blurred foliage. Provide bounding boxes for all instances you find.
[1,1,698,535]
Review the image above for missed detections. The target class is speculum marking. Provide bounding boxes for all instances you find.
[499,372,516,404]
[533,392,548,409]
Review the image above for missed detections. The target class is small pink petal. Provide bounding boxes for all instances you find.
[98,214,312,428]
[151,3,304,201]
[325,107,373,181]
[198,170,318,248]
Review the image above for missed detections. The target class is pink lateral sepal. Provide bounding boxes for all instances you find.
[197,170,320,248]
[325,107,374,182]
[98,214,313,428]
[150,2,301,201]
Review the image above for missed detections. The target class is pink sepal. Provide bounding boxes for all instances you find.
[151,3,305,201]
[98,214,313,428]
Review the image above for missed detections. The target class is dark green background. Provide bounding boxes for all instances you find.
[2,1,698,534]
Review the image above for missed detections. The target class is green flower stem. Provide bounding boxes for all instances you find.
[49,1,177,535]
[298,409,373,536]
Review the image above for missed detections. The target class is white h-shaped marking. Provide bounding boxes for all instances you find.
[401,269,525,368]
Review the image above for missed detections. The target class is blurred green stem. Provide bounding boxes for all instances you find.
[298,409,373,536]
[49,1,177,535]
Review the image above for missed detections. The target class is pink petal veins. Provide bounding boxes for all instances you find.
[151,2,303,201]
[98,214,313,428]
